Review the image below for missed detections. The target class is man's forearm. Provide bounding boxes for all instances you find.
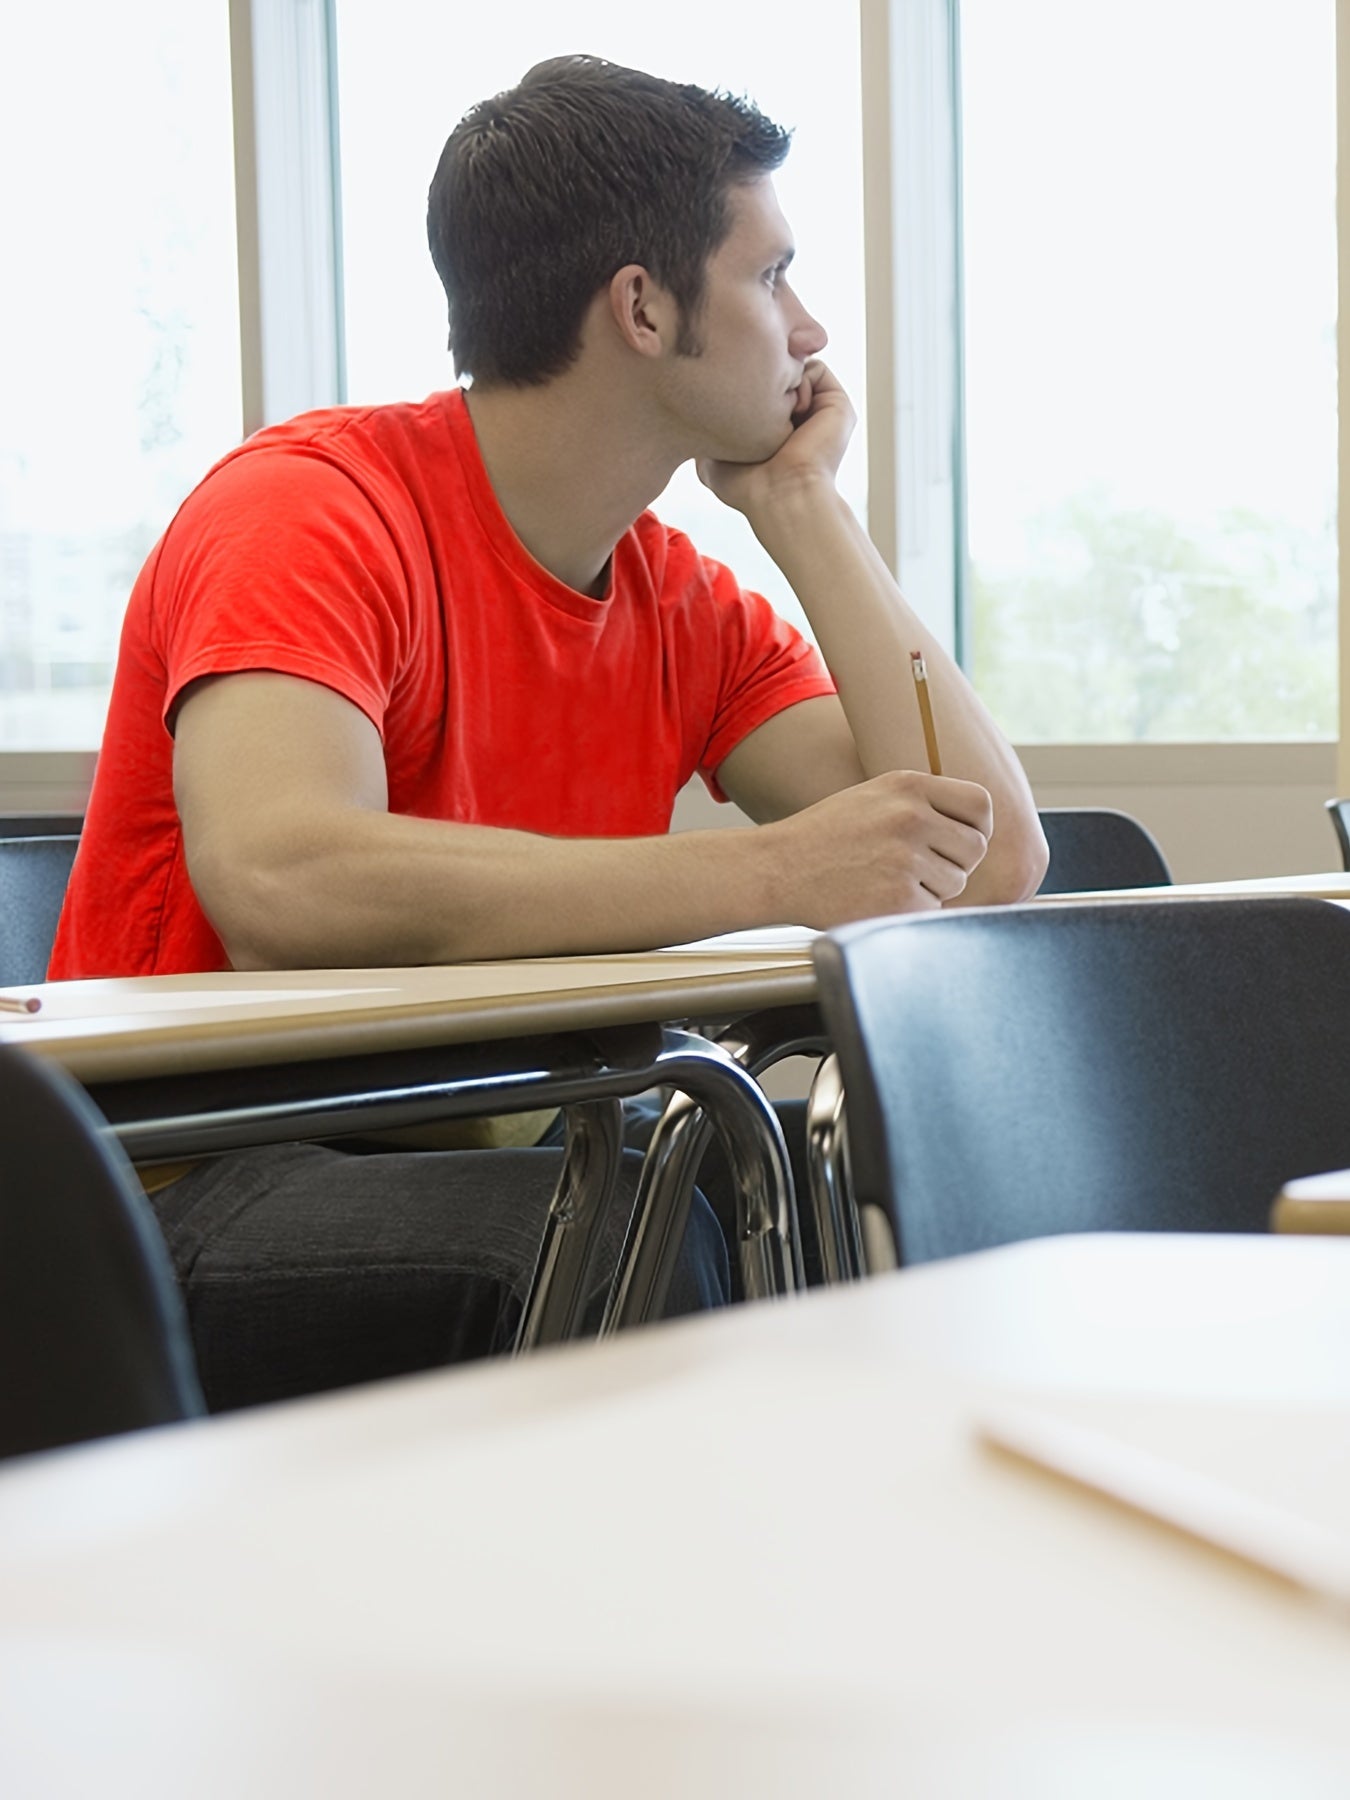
[194,807,788,969]
[194,764,999,969]
[750,481,1047,902]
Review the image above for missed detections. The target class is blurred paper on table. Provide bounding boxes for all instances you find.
[977,1395,1350,1614]
[654,927,819,955]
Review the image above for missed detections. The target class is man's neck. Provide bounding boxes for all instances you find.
[463,375,682,597]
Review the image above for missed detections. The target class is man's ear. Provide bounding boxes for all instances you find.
[607,264,678,358]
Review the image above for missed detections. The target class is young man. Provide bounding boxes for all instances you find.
[52,58,1046,1406]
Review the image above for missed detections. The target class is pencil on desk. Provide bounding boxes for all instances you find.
[910,651,943,775]
[0,994,41,1015]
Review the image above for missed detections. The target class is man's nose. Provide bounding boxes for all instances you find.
[788,287,828,357]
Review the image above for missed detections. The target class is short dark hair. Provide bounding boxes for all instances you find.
[427,55,791,386]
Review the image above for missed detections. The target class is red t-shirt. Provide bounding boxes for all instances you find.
[52,390,834,976]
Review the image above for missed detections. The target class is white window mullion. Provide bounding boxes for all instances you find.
[861,0,963,657]
[230,0,344,432]
[1338,0,1350,798]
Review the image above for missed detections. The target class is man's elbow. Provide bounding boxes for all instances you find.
[975,817,1050,906]
[1005,834,1051,904]
[188,838,325,970]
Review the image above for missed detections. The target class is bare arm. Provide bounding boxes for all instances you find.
[173,672,992,968]
[707,362,1047,906]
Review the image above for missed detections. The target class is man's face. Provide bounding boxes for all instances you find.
[654,177,828,463]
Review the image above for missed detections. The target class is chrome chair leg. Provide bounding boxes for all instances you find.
[601,1007,827,1330]
[514,1098,625,1353]
[805,1053,864,1282]
[595,1086,709,1329]
[599,1027,804,1332]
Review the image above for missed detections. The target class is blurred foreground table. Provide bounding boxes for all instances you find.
[2,1232,1350,1797]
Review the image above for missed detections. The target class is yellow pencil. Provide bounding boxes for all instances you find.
[910,651,942,775]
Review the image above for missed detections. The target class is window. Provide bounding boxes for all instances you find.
[5,1,1337,780]
[0,6,241,751]
[334,1,866,639]
[959,0,1337,743]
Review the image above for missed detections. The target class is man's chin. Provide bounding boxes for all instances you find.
[714,421,796,467]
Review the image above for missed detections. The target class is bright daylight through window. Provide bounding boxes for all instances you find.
[0,7,241,752]
[0,7,240,751]
[961,0,1337,744]
[335,0,866,646]
[7,3,1330,759]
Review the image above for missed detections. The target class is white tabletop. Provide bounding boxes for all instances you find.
[3,1233,1350,1796]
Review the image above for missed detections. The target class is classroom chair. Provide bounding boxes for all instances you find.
[1324,798,1350,871]
[812,898,1350,1267]
[1035,806,1172,895]
[0,834,81,985]
[0,1043,205,1459]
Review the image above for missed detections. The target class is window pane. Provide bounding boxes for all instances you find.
[960,0,1336,742]
[0,7,241,750]
[334,2,865,640]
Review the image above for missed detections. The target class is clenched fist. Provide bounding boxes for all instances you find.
[761,770,994,925]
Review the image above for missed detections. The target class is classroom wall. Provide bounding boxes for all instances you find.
[1020,745,1339,883]
[1026,781,1335,883]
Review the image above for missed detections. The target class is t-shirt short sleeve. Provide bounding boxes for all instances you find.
[151,446,414,737]
[695,554,836,802]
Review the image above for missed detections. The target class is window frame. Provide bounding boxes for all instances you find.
[231,0,346,436]
[1339,0,1350,798]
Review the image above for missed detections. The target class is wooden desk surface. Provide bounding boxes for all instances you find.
[2,1234,1349,1796]
[0,950,816,1083]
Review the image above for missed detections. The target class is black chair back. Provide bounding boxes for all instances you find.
[1036,807,1171,894]
[814,898,1350,1265]
[0,835,81,985]
[0,813,83,838]
[1325,798,1350,871]
[0,1044,204,1458]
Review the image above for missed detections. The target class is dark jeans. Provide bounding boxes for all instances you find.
[151,1135,731,1413]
